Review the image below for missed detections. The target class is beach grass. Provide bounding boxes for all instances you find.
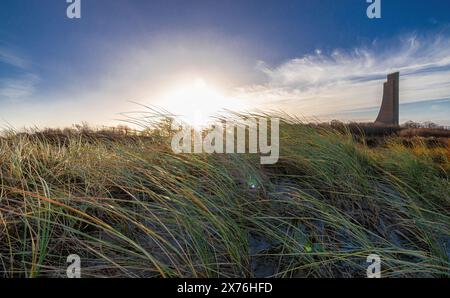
[0,115,448,278]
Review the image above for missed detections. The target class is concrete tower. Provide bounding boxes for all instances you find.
[375,72,399,126]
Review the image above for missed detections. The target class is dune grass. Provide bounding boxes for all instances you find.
[0,116,448,278]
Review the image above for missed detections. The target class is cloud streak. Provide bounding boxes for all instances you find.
[236,34,450,123]
[2,32,450,128]
[0,47,30,69]
[0,46,38,103]
[0,74,39,102]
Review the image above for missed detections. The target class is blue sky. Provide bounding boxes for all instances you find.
[1,0,450,127]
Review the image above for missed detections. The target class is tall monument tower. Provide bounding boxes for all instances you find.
[375,72,399,126]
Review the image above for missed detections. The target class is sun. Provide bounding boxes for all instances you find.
[157,78,245,128]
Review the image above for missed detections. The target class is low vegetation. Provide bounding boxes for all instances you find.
[0,115,449,277]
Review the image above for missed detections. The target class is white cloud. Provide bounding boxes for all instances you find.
[235,34,450,121]
[2,33,450,128]
[0,74,39,102]
[0,47,38,103]
[0,47,30,69]
[0,34,261,128]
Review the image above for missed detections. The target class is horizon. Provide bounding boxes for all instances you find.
[0,1,449,283]
[1,0,450,128]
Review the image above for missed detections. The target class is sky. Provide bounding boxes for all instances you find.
[1,0,450,128]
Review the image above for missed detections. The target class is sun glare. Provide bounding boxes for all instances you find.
[158,78,245,128]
